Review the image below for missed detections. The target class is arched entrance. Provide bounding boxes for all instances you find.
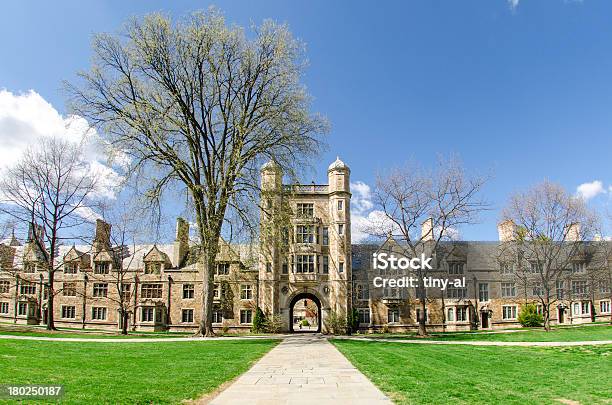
[289,292,321,333]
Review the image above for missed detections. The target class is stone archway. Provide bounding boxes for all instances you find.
[289,292,322,333]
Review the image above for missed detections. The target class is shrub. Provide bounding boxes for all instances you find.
[347,308,359,335]
[301,319,310,326]
[264,314,284,334]
[252,307,267,333]
[518,303,543,327]
[325,310,347,335]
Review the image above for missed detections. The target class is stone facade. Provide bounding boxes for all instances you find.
[0,158,611,333]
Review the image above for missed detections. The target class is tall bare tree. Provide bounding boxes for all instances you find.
[500,181,598,331]
[67,10,326,335]
[0,137,97,330]
[369,157,489,336]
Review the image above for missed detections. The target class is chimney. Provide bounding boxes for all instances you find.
[173,217,190,267]
[93,219,111,252]
[565,223,580,242]
[498,220,516,242]
[421,218,433,241]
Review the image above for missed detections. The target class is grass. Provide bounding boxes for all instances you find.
[0,339,278,404]
[360,324,612,342]
[332,339,612,404]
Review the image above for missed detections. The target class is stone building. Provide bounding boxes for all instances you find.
[0,157,610,333]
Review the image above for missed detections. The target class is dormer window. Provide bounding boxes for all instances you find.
[94,262,110,274]
[24,263,36,273]
[571,262,586,274]
[216,263,230,275]
[448,262,464,275]
[144,262,162,274]
[64,262,78,274]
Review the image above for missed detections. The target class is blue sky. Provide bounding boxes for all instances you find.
[1,0,611,241]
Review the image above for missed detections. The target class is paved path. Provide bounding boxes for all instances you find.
[335,336,612,347]
[208,334,391,405]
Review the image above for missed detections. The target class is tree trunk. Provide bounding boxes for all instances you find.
[195,249,217,337]
[121,310,128,335]
[46,269,56,330]
[417,284,427,337]
[543,297,551,331]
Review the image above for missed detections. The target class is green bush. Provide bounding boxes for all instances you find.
[518,303,543,327]
[252,307,267,333]
[264,314,284,333]
[325,310,347,335]
[301,319,310,326]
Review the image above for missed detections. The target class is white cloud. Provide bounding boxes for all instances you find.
[508,0,520,9]
[350,181,398,242]
[0,89,125,209]
[576,180,605,201]
[350,181,373,214]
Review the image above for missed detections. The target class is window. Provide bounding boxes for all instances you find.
[447,287,466,299]
[478,283,489,302]
[322,256,329,274]
[322,227,329,246]
[216,263,230,275]
[141,283,162,299]
[530,261,543,274]
[501,282,516,298]
[296,203,314,217]
[63,282,76,297]
[18,302,27,316]
[337,200,344,211]
[446,307,454,322]
[92,307,107,320]
[600,301,611,314]
[295,255,315,273]
[535,304,543,315]
[241,284,253,300]
[339,261,344,273]
[93,283,108,297]
[500,262,514,274]
[388,308,400,323]
[502,305,517,320]
[282,261,288,275]
[532,283,543,297]
[121,284,131,300]
[141,307,154,322]
[181,309,194,323]
[144,262,161,274]
[571,280,587,295]
[383,286,401,299]
[20,283,36,295]
[338,224,344,236]
[183,284,194,299]
[64,262,78,274]
[24,263,36,273]
[556,280,564,299]
[417,308,427,322]
[357,308,370,324]
[0,302,9,314]
[448,262,464,275]
[581,302,590,315]
[213,283,220,299]
[61,305,76,319]
[0,280,9,293]
[571,262,586,274]
[212,309,223,323]
[356,283,369,300]
[281,227,290,245]
[600,281,611,294]
[94,262,110,274]
[296,225,315,244]
[240,309,253,324]
[456,306,467,322]
[266,262,272,273]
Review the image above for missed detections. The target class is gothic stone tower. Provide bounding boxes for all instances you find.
[258,158,352,332]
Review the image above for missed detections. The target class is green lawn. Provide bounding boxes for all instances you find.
[0,339,278,404]
[332,340,612,404]
[361,324,612,342]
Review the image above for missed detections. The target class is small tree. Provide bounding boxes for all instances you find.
[518,303,543,327]
[264,314,284,334]
[324,310,347,335]
[252,307,266,333]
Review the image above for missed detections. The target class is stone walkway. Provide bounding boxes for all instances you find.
[208,334,391,405]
